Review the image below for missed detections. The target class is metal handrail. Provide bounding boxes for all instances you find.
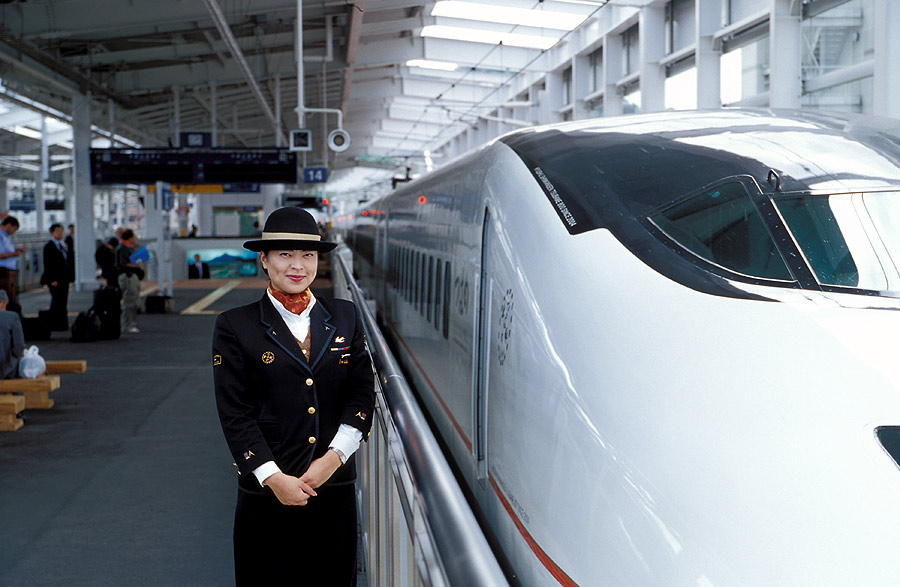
[334,250,509,587]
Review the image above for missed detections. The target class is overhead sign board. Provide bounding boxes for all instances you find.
[89,148,297,185]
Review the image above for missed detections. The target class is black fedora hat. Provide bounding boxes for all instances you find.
[243,207,337,252]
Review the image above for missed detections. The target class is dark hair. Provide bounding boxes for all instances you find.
[107,237,119,247]
[49,223,62,234]
[121,229,135,241]
[1,216,19,228]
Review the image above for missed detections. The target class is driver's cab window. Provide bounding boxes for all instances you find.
[649,181,792,281]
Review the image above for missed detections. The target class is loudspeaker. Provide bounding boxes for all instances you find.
[327,128,351,153]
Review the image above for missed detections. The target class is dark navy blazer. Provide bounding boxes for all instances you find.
[213,294,374,493]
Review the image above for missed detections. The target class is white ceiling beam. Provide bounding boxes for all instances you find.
[402,77,499,103]
[0,109,43,128]
[353,38,427,68]
[343,78,405,102]
[7,0,300,39]
[423,37,542,71]
[65,32,297,67]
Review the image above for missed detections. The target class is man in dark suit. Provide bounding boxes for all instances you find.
[188,254,210,279]
[40,223,71,330]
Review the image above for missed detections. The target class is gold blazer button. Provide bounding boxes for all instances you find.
[308,436,316,444]
[305,378,314,386]
[308,407,316,414]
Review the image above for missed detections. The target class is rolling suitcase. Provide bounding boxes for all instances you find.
[93,286,121,340]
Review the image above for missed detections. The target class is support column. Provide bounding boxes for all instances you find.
[873,0,900,118]
[540,68,564,124]
[64,168,75,226]
[262,184,281,219]
[274,75,282,147]
[36,117,47,234]
[210,82,218,147]
[572,53,591,119]
[696,0,722,108]
[72,92,96,291]
[604,32,624,116]
[769,0,802,108]
[0,180,7,215]
[640,4,666,113]
[173,86,181,146]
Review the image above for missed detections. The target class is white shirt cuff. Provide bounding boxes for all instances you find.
[252,460,282,487]
[329,424,363,464]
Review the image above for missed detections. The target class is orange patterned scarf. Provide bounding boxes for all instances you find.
[268,285,312,315]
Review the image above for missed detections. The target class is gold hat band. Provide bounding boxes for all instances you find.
[261,232,321,241]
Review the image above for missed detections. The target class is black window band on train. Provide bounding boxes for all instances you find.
[501,129,900,300]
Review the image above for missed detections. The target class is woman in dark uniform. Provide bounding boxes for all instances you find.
[212,207,374,585]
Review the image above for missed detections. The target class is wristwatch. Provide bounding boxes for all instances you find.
[329,447,347,464]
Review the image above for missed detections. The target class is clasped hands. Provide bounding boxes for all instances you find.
[264,450,342,506]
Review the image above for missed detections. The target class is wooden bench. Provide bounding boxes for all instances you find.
[0,375,61,409]
[45,360,87,374]
[0,395,25,431]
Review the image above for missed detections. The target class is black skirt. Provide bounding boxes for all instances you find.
[233,483,358,586]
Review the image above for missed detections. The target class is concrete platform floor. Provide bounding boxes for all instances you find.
[0,278,349,586]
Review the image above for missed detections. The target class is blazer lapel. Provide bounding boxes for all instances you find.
[309,301,336,370]
[258,295,313,373]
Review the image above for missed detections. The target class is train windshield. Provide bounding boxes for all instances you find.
[774,192,900,292]
[649,181,793,281]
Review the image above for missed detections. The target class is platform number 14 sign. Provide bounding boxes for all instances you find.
[303,167,328,183]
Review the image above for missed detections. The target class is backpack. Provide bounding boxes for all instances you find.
[70,308,102,343]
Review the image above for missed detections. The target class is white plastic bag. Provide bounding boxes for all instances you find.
[19,345,46,379]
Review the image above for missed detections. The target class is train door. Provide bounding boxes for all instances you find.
[474,207,492,478]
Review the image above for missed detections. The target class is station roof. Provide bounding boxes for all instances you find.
[0,0,608,179]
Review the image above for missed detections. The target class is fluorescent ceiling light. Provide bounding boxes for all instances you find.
[406,59,460,71]
[12,125,41,140]
[431,1,587,31]
[421,25,560,50]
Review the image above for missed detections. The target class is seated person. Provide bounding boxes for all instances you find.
[0,290,24,379]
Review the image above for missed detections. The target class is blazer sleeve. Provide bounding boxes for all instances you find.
[212,312,275,476]
[338,302,375,437]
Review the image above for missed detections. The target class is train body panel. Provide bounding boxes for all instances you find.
[344,109,900,586]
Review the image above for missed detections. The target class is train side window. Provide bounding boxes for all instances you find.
[406,248,412,302]
[402,248,409,301]
[443,261,451,339]
[411,251,418,308]
[650,181,792,281]
[419,253,426,316]
[426,256,434,323]
[435,259,443,331]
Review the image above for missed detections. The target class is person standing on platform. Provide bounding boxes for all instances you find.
[188,254,210,279]
[115,229,142,334]
[95,237,119,286]
[0,216,24,311]
[40,223,72,330]
[212,207,374,586]
[0,290,23,379]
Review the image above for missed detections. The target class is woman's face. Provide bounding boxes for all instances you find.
[261,249,318,294]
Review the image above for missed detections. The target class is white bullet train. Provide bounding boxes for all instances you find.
[342,109,900,586]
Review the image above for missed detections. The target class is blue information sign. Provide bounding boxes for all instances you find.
[303,167,328,183]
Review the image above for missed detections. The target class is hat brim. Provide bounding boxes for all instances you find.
[243,238,338,252]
